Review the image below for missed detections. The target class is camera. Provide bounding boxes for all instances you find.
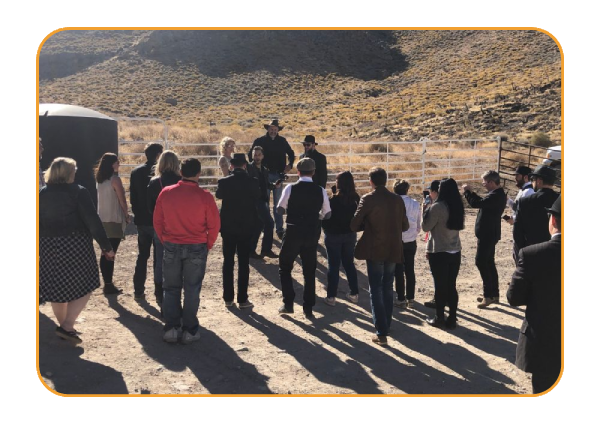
[274,172,289,186]
[423,190,431,205]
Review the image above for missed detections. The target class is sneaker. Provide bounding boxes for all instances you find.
[424,298,436,309]
[324,297,336,307]
[225,301,235,307]
[55,326,82,345]
[238,301,254,309]
[103,283,122,295]
[372,335,388,346]
[407,299,415,309]
[278,304,294,314]
[345,293,359,304]
[134,293,145,302]
[163,328,181,343]
[181,330,201,345]
[477,297,499,309]
[249,251,264,260]
[261,250,279,259]
[394,299,408,308]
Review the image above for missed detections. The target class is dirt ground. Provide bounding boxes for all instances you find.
[38,209,533,395]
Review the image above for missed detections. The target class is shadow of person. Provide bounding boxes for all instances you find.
[38,312,128,394]
[106,296,271,394]
[231,310,382,394]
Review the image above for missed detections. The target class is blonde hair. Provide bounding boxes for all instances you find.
[45,157,77,184]
[219,137,236,156]
[156,150,181,177]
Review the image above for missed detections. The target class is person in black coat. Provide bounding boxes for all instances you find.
[129,142,164,301]
[513,165,559,252]
[216,153,261,309]
[462,170,507,308]
[247,119,295,238]
[507,195,561,394]
[299,135,328,189]
[246,146,280,259]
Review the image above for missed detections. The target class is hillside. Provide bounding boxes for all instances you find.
[39,30,562,142]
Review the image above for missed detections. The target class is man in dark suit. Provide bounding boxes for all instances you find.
[299,135,328,189]
[216,153,261,309]
[351,168,409,346]
[513,165,559,253]
[462,170,507,309]
[507,195,561,394]
[129,142,164,301]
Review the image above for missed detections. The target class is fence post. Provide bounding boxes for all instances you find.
[386,141,389,174]
[496,136,502,173]
[421,137,427,189]
[349,141,353,173]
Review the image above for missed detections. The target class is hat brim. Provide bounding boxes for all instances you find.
[264,125,283,131]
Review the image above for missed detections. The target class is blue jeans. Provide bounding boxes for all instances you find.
[366,260,396,336]
[162,242,208,335]
[251,200,274,253]
[268,172,284,232]
[324,232,358,298]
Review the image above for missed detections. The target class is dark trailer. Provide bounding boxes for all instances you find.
[39,104,118,205]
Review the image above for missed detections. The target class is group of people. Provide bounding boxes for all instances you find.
[38,119,562,394]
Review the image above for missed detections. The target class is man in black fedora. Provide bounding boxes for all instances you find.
[248,119,295,239]
[513,164,559,254]
[216,153,261,309]
[506,165,535,224]
[276,158,331,318]
[507,195,561,394]
[299,135,328,189]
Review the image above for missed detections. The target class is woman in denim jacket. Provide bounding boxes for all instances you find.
[39,157,115,344]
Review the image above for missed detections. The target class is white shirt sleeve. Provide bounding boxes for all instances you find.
[277,184,293,211]
[319,188,331,219]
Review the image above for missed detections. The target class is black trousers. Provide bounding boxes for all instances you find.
[133,225,156,295]
[428,251,461,320]
[395,241,417,301]
[279,225,319,312]
[100,238,121,286]
[532,368,561,394]
[222,233,252,303]
[475,238,499,298]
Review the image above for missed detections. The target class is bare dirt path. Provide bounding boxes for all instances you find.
[38,210,531,395]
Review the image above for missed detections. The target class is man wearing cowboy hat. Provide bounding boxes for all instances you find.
[507,195,561,394]
[248,119,295,239]
[216,153,261,309]
[513,164,559,253]
[299,135,328,189]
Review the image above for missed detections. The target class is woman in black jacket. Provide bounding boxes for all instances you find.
[39,157,115,344]
[147,150,181,306]
[322,171,360,306]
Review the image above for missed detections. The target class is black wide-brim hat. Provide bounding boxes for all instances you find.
[530,164,557,180]
[264,119,284,131]
[303,135,318,145]
[546,194,561,216]
[230,153,248,166]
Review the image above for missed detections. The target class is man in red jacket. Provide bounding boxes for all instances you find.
[154,158,221,344]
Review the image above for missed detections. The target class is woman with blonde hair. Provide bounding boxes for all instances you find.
[218,137,236,177]
[96,153,130,295]
[40,157,115,344]
[147,150,182,306]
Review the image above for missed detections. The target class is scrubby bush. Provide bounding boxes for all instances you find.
[528,132,553,148]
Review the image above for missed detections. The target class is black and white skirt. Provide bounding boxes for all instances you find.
[39,234,100,303]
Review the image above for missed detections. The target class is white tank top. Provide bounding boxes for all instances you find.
[97,177,125,224]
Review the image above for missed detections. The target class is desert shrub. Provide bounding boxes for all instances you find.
[528,132,553,148]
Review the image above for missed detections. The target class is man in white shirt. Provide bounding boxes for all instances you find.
[393,179,422,308]
[276,158,331,318]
